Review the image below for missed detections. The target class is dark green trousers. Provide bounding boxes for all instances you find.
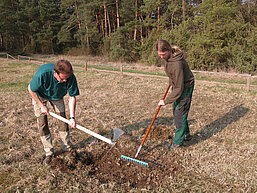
[173,84,194,145]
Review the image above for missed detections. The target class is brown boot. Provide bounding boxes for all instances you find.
[59,131,72,152]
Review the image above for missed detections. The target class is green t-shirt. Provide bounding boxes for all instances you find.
[29,63,79,100]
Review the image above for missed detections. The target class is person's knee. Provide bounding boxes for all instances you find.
[58,111,69,132]
[37,115,50,136]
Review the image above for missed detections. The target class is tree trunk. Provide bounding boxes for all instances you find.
[140,18,143,44]
[99,6,105,37]
[95,11,99,25]
[182,0,186,23]
[116,0,120,28]
[157,0,160,30]
[107,8,111,36]
[134,0,138,40]
[0,34,3,49]
[112,8,116,32]
[75,0,81,29]
[171,6,177,29]
[85,23,89,49]
[104,3,108,37]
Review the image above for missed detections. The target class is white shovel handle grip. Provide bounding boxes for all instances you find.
[49,112,114,145]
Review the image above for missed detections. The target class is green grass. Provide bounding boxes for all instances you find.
[0,81,28,92]
[2,61,256,94]
[77,64,167,77]
[7,62,38,67]
[74,64,257,86]
[7,60,256,87]
[194,73,257,85]
[0,62,37,92]
[0,58,256,192]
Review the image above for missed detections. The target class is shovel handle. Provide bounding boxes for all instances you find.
[49,112,114,145]
[135,84,171,158]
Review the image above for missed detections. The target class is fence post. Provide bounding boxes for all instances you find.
[120,64,123,75]
[246,75,251,92]
[85,62,87,72]
[6,54,8,59]
[18,55,20,62]
[29,57,31,63]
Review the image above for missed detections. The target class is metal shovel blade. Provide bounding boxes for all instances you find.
[112,128,124,143]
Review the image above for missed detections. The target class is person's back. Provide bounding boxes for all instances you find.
[165,52,194,89]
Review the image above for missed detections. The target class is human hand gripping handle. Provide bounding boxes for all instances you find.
[49,112,115,145]
[135,84,171,158]
[40,105,49,115]
[69,117,76,128]
[28,84,50,115]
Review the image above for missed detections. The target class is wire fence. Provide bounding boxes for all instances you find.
[1,52,256,91]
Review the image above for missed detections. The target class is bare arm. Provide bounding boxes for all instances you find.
[68,96,76,128]
[28,84,49,115]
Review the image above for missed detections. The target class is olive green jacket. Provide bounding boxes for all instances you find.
[163,53,194,104]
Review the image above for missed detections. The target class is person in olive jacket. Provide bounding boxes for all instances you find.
[156,40,194,149]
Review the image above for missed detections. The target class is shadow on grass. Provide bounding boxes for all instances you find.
[75,104,248,149]
[122,116,174,133]
[72,116,194,151]
[73,104,248,168]
[73,104,248,149]
[137,104,249,167]
[130,104,248,148]
[73,116,176,149]
[187,104,249,146]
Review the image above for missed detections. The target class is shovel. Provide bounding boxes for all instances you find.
[49,112,124,145]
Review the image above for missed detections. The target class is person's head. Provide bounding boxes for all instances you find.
[156,40,183,60]
[156,40,172,60]
[54,60,73,83]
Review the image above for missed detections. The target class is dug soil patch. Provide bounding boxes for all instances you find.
[50,126,181,189]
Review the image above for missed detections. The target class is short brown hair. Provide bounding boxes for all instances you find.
[156,40,172,52]
[54,60,73,75]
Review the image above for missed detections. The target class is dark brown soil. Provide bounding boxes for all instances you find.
[50,125,181,189]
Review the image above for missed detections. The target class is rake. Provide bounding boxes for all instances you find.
[121,84,171,167]
[49,112,124,145]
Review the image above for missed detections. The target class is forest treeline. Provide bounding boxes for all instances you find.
[0,0,256,73]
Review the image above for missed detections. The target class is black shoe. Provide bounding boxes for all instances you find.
[165,143,182,150]
[43,155,53,165]
[185,134,192,141]
[170,143,182,149]
[62,145,72,153]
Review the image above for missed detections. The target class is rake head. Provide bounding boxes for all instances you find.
[121,155,148,167]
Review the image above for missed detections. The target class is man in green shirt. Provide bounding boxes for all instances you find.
[156,40,194,149]
[28,60,79,164]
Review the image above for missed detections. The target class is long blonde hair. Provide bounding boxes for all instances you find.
[171,45,183,57]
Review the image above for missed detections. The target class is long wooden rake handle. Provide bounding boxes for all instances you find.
[49,112,114,145]
[135,84,171,158]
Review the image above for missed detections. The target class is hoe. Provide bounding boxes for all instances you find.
[121,85,170,167]
[49,112,124,145]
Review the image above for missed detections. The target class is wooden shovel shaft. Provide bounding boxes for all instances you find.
[49,112,114,145]
[135,84,171,158]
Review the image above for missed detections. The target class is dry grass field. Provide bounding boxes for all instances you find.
[0,58,256,192]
